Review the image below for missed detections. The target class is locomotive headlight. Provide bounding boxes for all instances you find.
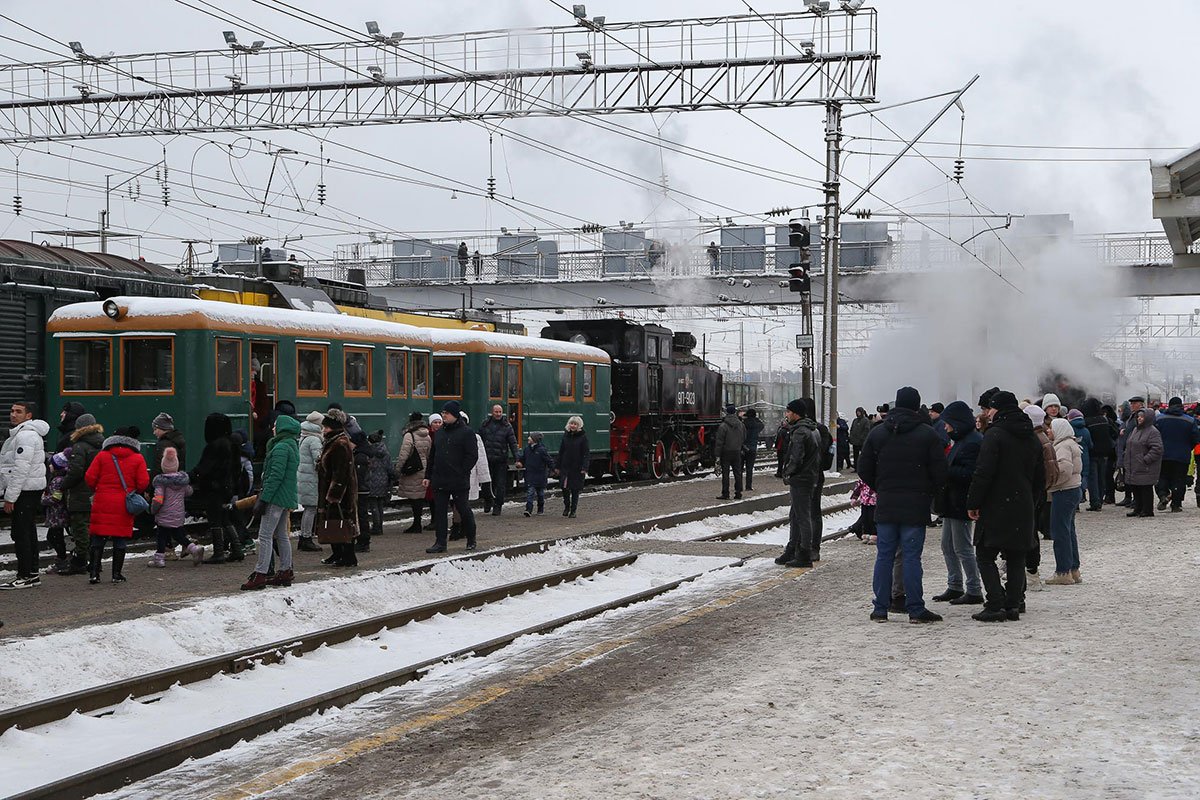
[778,280,788,288]
[569,333,588,345]
[742,279,751,288]
[102,299,124,320]
[597,297,607,305]
[483,298,495,306]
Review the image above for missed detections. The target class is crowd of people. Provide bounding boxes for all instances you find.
[0,397,592,592]
[786,386,1197,624]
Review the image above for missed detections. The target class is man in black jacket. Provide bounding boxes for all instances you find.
[858,386,947,623]
[424,401,479,553]
[967,390,1045,622]
[713,404,746,500]
[777,399,821,568]
[801,397,833,562]
[479,405,518,515]
[1081,398,1115,511]
[742,409,765,491]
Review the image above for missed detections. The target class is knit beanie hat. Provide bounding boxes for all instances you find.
[161,446,180,473]
[725,404,737,415]
[428,412,442,425]
[786,398,805,416]
[305,410,324,425]
[1066,409,1084,422]
[152,412,175,432]
[530,431,544,443]
[74,413,97,430]
[51,450,70,470]
[1041,393,1062,409]
[895,386,921,411]
[1024,404,1046,427]
[930,402,945,414]
[989,390,1019,411]
[409,411,424,423]
[441,400,462,420]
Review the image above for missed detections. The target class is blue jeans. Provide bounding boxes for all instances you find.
[1088,457,1106,510]
[525,484,546,512]
[940,517,981,595]
[873,522,927,616]
[1049,487,1081,574]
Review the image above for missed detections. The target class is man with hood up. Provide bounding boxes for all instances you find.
[713,403,746,500]
[967,391,1045,622]
[776,398,822,568]
[858,387,947,623]
[190,412,244,564]
[0,402,49,588]
[932,401,984,606]
[55,401,86,453]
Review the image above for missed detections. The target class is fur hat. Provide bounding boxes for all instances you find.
[978,387,1000,410]
[322,407,347,430]
[409,411,424,423]
[74,413,97,430]
[151,412,175,432]
[160,446,180,473]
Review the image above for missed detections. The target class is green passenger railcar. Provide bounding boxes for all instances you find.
[45,298,611,468]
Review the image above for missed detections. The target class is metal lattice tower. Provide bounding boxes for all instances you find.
[0,10,877,143]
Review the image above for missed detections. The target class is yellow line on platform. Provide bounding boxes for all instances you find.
[214,563,813,800]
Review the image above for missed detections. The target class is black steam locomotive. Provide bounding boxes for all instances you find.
[541,319,724,479]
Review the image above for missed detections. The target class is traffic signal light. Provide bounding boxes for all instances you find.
[788,263,811,294]
[788,219,811,251]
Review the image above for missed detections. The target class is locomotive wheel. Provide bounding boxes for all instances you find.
[667,440,688,477]
[678,444,696,476]
[650,441,668,480]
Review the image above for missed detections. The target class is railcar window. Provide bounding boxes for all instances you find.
[297,345,327,395]
[623,329,642,360]
[558,364,576,400]
[122,338,173,393]
[62,339,110,393]
[507,362,521,399]
[216,338,241,395]
[432,356,463,398]
[489,358,504,399]
[583,365,595,401]
[646,336,659,362]
[410,352,429,398]
[386,351,407,397]
[344,347,372,396]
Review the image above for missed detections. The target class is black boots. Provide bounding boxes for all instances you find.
[297,538,322,552]
[932,588,963,602]
[449,523,464,540]
[225,525,245,562]
[404,502,424,532]
[111,548,126,583]
[785,549,813,568]
[204,527,227,564]
[774,544,795,565]
[88,544,103,585]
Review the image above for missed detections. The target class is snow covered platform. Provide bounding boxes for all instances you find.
[0,473,808,640]
[147,501,1196,800]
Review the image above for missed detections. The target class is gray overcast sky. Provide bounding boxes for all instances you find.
[1,1,1196,373]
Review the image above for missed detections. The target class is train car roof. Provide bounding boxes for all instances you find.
[47,297,611,364]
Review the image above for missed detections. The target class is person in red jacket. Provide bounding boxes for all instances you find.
[84,426,150,584]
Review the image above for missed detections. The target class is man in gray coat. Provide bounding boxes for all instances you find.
[713,404,746,500]
[777,398,822,568]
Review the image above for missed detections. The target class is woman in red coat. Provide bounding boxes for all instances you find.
[85,426,150,584]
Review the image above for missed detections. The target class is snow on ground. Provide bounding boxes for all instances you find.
[0,545,618,710]
[731,508,861,545]
[617,494,849,543]
[0,553,740,798]
[372,506,1200,800]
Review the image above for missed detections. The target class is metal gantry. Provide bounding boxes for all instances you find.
[0,10,878,143]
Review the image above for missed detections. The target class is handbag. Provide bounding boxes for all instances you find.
[111,453,150,516]
[399,433,423,477]
[316,505,357,544]
[1114,467,1126,493]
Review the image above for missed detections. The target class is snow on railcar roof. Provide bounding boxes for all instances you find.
[48,297,610,363]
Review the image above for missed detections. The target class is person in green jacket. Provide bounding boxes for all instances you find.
[242,414,300,590]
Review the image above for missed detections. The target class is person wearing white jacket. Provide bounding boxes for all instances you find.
[0,402,50,589]
[1046,417,1083,586]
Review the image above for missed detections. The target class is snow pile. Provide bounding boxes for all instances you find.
[0,546,614,710]
[0,554,739,798]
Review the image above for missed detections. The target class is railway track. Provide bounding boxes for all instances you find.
[0,463,792,571]
[1,483,857,800]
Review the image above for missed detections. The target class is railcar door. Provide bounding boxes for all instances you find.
[507,359,522,440]
[249,341,277,455]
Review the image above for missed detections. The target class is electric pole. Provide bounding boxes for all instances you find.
[820,101,843,429]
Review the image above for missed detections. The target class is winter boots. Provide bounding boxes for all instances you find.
[774,544,795,565]
[225,525,245,562]
[267,569,293,587]
[88,544,103,585]
[1070,569,1083,584]
[187,543,205,565]
[203,527,227,564]
[147,553,166,568]
[298,537,322,551]
[932,588,963,602]
[785,549,813,569]
[58,554,88,576]
[1045,572,1076,585]
[948,593,984,606]
[111,549,127,583]
[241,572,270,591]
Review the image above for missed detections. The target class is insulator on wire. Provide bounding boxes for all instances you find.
[317,183,327,205]
[12,195,21,216]
[486,176,496,199]
[161,184,170,206]
[953,159,965,183]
